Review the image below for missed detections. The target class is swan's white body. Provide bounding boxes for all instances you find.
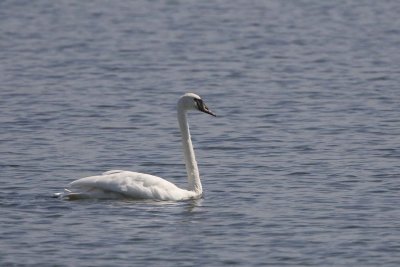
[67,170,198,201]
[59,93,215,201]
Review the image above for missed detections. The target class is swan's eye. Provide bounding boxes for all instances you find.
[194,98,202,108]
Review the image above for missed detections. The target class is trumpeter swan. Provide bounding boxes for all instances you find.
[57,93,216,201]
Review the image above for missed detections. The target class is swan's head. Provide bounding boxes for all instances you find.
[179,93,216,117]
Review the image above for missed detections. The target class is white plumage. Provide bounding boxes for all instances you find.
[66,170,198,201]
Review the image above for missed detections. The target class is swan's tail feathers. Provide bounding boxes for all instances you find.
[54,187,124,200]
[52,192,63,198]
[52,189,71,198]
[52,189,90,200]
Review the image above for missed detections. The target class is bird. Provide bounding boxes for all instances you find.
[56,93,216,201]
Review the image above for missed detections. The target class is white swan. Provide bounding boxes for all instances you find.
[57,93,216,201]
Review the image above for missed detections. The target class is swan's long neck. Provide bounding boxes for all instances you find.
[178,106,202,195]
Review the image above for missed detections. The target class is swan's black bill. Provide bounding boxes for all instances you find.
[195,98,216,117]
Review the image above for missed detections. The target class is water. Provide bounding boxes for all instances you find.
[1,0,400,266]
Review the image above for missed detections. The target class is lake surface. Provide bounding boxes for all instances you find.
[1,0,400,266]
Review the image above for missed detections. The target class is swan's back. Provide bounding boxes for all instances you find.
[66,170,198,201]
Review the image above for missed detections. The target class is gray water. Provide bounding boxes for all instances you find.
[1,0,400,266]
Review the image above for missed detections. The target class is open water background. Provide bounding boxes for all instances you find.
[1,0,400,266]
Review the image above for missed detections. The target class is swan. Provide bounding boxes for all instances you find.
[57,93,216,201]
